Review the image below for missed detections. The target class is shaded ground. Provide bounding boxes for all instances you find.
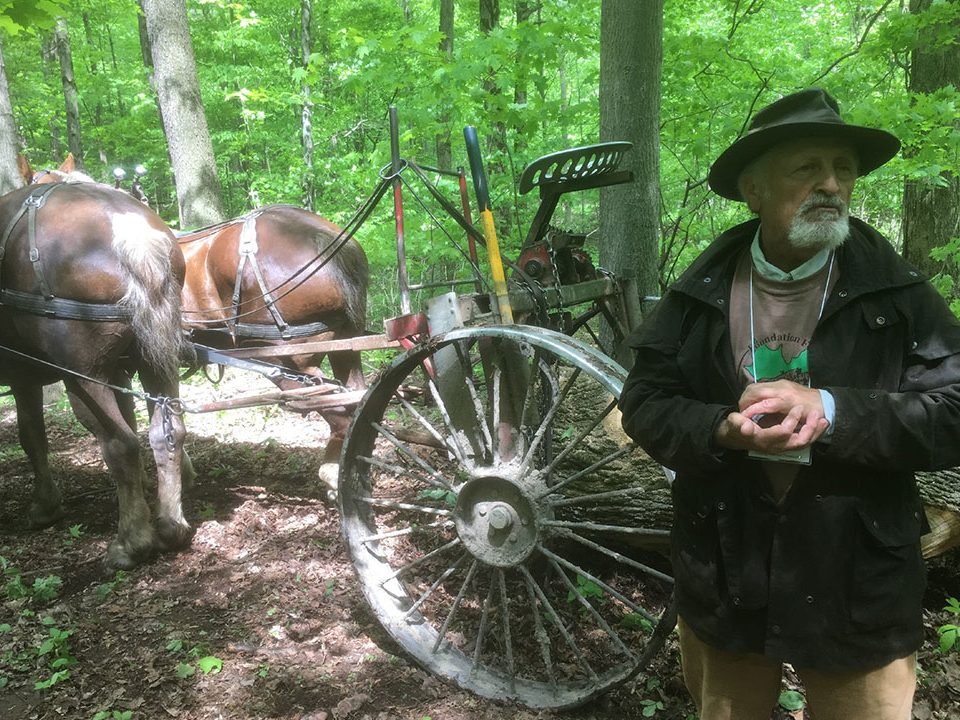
[0,372,958,719]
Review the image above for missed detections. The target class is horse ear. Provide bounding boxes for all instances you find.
[17,154,32,185]
[59,153,76,173]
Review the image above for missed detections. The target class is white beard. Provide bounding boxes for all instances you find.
[788,192,850,251]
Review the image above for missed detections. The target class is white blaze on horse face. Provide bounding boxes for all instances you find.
[110,211,173,290]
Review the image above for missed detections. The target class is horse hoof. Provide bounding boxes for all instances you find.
[317,463,339,506]
[156,517,194,551]
[104,539,156,571]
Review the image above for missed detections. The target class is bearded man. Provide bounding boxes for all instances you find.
[619,88,960,720]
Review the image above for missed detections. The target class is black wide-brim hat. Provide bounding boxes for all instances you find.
[708,88,901,201]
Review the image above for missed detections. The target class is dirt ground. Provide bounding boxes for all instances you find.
[1,372,958,720]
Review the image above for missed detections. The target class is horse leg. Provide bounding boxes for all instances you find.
[317,348,366,502]
[63,378,159,569]
[139,368,193,552]
[12,383,64,527]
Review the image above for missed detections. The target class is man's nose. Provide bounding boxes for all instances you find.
[815,169,843,194]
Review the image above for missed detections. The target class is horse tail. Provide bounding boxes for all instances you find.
[332,238,369,332]
[111,212,187,381]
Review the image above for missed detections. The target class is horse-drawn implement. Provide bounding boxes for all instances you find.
[3,110,675,709]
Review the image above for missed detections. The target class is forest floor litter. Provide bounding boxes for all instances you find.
[1,371,957,720]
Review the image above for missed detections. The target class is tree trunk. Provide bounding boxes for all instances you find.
[54,18,84,169]
[300,0,314,210]
[0,40,24,195]
[40,37,63,162]
[598,0,662,365]
[139,0,226,228]
[478,0,512,239]
[902,0,960,281]
[435,0,454,170]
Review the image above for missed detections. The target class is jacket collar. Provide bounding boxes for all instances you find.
[671,217,925,309]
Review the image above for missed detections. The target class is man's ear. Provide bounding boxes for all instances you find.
[740,173,763,213]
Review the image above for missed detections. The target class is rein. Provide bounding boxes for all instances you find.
[180,177,391,328]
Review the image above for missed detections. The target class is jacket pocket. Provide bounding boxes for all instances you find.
[848,503,925,630]
[672,501,722,609]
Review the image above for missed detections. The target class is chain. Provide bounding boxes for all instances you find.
[0,341,192,416]
[156,397,185,451]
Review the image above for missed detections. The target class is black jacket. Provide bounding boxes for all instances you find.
[620,217,960,671]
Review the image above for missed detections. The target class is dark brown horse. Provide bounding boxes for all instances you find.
[177,205,369,496]
[0,177,193,569]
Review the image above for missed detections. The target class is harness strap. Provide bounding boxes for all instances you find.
[194,317,339,340]
[231,210,290,338]
[0,184,62,298]
[0,288,132,321]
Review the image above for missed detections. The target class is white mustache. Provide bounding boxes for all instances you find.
[799,192,847,214]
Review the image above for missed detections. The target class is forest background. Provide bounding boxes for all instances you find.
[0,0,958,326]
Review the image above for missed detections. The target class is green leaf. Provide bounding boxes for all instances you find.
[197,655,223,674]
[175,662,196,678]
[938,625,958,653]
[778,690,806,711]
[34,669,70,689]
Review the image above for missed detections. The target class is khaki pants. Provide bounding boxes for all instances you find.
[677,617,916,720]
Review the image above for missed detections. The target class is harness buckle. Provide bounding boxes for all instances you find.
[29,248,39,262]
[24,194,47,210]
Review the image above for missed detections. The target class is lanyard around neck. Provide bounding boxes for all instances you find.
[749,251,835,381]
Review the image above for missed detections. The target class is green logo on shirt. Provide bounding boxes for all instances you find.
[748,344,808,382]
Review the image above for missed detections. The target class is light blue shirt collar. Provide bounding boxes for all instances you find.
[750,227,831,281]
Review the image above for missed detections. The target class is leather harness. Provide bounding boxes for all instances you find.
[0,183,133,322]
[193,207,340,342]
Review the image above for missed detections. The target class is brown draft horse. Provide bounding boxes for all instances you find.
[177,205,369,497]
[3,166,193,569]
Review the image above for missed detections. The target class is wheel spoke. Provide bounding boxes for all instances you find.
[422,369,473,466]
[355,495,452,517]
[551,527,674,584]
[517,367,582,476]
[547,557,635,661]
[393,390,468,466]
[451,340,494,459]
[356,454,447,491]
[381,537,461,585]
[403,551,470,620]
[496,568,516,691]
[358,519,449,545]
[519,565,597,681]
[535,443,632,500]
[546,484,663,509]
[470,572,497,677]
[520,565,556,687]
[537,545,659,623]
[371,422,452,490]
[543,518,670,540]
[433,559,480,654]
[531,400,621,492]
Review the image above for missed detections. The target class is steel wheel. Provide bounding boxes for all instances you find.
[339,325,674,709]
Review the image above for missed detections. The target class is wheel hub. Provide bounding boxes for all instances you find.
[454,475,539,567]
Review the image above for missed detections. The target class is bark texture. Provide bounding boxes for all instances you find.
[0,40,24,195]
[140,0,226,228]
[598,0,662,367]
[902,0,960,280]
